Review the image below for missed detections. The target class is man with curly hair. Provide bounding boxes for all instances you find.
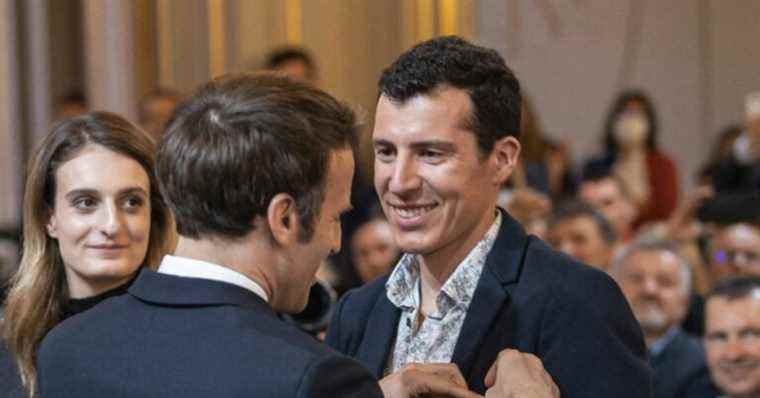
[327,36,652,397]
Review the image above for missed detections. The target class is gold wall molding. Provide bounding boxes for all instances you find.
[285,0,302,44]
[207,0,227,77]
[156,0,177,87]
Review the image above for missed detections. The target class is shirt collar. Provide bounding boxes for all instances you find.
[158,254,269,302]
[649,326,681,358]
[386,212,502,313]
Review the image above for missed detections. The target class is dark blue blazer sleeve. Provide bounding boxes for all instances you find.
[297,355,382,398]
[539,270,653,397]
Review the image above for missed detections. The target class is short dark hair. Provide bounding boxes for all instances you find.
[378,36,521,155]
[580,168,634,202]
[706,276,760,302]
[603,89,659,155]
[548,200,618,244]
[266,47,316,78]
[158,73,357,241]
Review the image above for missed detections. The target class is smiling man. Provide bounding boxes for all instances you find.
[613,241,718,398]
[704,277,760,398]
[35,74,489,398]
[326,36,651,396]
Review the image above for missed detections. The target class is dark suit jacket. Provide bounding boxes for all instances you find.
[37,269,382,398]
[650,330,719,398]
[326,211,653,397]
[0,340,25,397]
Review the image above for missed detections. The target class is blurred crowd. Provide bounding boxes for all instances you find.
[2,44,760,398]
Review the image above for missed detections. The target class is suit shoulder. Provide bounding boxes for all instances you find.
[668,331,709,367]
[38,295,133,356]
[41,295,132,341]
[336,276,389,320]
[521,238,620,302]
[325,275,390,353]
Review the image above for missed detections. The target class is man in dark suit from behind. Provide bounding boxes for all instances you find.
[612,240,719,398]
[326,36,652,397]
[35,74,484,398]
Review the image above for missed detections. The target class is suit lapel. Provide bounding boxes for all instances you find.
[451,210,529,379]
[356,292,401,378]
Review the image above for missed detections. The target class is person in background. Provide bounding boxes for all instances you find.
[579,169,638,242]
[546,200,618,271]
[709,222,760,282]
[1,112,174,397]
[584,89,678,228]
[138,87,181,140]
[712,92,760,193]
[703,276,760,398]
[515,96,576,201]
[54,91,88,120]
[501,188,552,240]
[266,46,318,85]
[350,209,400,284]
[612,240,719,398]
[698,124,743,187]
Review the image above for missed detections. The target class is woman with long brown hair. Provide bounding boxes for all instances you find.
[1,111,174,397]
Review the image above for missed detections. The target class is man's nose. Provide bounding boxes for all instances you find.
[723,339,747,362]
[388,156,421,195]
[641,277,659,295]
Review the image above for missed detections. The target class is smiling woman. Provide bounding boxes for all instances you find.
[1,112,174,397]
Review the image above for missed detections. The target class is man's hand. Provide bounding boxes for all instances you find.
[484,350,559,398]
[379,363,482,398]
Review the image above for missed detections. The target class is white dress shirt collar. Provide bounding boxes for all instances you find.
[158,254,269,302]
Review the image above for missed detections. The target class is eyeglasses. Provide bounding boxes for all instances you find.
[712,249,760,269]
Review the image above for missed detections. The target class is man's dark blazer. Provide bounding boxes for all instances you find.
[37,269,382,398]
[0,340,25,397]
[650,329,719,398]
[326,211,653,397]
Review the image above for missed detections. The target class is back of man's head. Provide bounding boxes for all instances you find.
[157,73,357,241]
[378,36,521,155]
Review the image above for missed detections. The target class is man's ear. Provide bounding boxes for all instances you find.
[491,135,521,186]
[267,193,300,247]
[46,211,59,239]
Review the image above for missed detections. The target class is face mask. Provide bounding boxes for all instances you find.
[614,113,649,148]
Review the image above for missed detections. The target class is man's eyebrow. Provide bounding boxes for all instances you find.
[372,138,456,152]
[704,331,726,338]
[409,140,456,152]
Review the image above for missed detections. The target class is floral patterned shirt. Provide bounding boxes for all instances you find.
[385,212,502,374]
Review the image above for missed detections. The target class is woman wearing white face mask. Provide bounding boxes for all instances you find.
[583,90,679,229]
